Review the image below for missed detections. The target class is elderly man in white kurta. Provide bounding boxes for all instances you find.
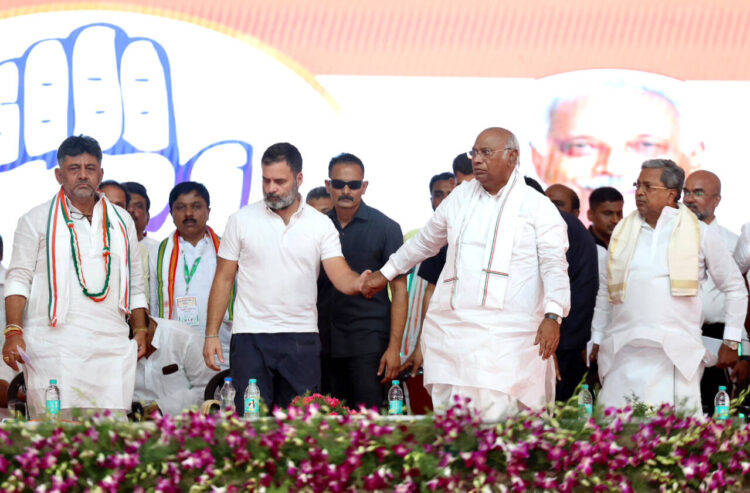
[363,128,571,421]
[2,135,148,418]
[590,160,746,414]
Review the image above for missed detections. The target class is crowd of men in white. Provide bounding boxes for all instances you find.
[1,127,749,421]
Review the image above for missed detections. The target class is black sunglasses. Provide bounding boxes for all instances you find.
[330,179,363,190]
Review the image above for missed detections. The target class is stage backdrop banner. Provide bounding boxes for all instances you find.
[1,1,750,251]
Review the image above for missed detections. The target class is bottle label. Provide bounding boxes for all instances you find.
[46,399,60,416]
[579,403,593,417]
[716,405,730,420]
[388,400,403,415]
[245,397,260,416]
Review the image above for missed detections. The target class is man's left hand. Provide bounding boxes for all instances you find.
[378,345,401,384]
[399,343,423,378]
[717,343,739,369]
[134,330,147,359]
[534,318,560,360]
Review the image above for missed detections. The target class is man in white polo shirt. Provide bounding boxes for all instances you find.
[203,142,369,412]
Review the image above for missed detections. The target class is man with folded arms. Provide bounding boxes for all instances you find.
[363,127,570,421]
[3,135,147,418]
[589,160,746,413]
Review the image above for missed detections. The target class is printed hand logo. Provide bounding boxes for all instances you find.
[0,23,253,232]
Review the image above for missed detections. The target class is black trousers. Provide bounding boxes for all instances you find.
[321,352,385,410]
[230,332,321,414]
[555,348,589,402]
[700,323,731,416]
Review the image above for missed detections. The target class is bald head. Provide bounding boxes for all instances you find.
[478,127,520,152]
[683,170,721,223]
[471,127,520,195]
[546,183,580,216]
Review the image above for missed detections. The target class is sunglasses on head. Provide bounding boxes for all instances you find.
[329,179,363,190]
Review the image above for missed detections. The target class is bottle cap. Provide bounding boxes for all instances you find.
[249,378,257,383]
[582,384,589,390]
[392,380,399,385]
[49,379,57,385]
[224,377,232,382]
[719,386,727,391]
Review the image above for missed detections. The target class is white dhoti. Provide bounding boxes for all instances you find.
[421,306,555,421]
[598,340,702,416]
[24,252,136,417]
[431,384,521,422]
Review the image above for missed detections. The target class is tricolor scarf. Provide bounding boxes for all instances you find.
[443,171,526,310]
[155,227,235,320]
[608,203,700,303]
[46,188,132,327]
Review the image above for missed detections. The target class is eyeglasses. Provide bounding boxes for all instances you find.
[329,179,363,190]
[467,147,516,159]
[633,181,670,193]
[683,189,716,198]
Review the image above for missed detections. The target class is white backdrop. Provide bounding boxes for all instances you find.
[1,11,749,255]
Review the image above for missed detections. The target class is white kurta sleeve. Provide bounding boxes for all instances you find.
[381,196,450,281]
[590,247,612,345]
[534,200,571,318]
[156,332,216,416]
[126,213,148,310]
[149,243,161,315]
[5,213,40,299]
[703,224,748,342]
[734,223,750,275]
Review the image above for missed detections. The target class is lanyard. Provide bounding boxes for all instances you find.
[183,254,202,294]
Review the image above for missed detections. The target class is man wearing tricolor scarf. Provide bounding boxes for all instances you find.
[363,128,571,422]
[150,182,232,373]
[2,135,148,418]
[589,159,747,414]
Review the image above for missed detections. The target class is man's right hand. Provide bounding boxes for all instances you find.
[362,271,389,299]
[203,337,224,371]
[2,333,26,372]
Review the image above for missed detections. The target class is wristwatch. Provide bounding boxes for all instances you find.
[723,339,739,351]
[544,313,562,324]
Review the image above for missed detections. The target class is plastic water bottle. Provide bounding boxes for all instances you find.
[578,384,593,418]
[45,379,60,418]
[388,380,404,415]
[714,386,730,420]
[244,378,261,419]
[219,377,236,412]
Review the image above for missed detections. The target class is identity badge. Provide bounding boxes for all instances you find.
[175,296,200,326]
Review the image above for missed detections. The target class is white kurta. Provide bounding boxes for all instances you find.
[149,232,232,368]
[381,179,570,413]
[133,317,216,416]
[0,264,17,385]
[735,223,750,275]
[700,220,749,357]
[591,207,747,412]
[5,197,147,416]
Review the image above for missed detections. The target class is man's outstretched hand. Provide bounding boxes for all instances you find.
[362,270,389,298]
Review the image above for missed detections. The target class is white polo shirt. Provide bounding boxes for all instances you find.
[218,200,342,334]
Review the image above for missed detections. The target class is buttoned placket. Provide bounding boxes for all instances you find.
[266,204,306,248]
